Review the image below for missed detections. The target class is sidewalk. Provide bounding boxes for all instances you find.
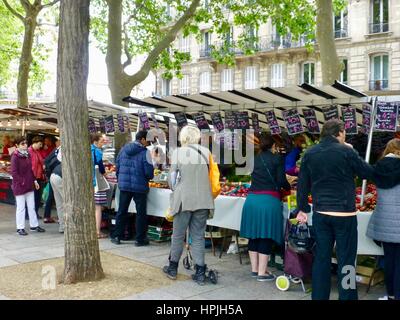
[0,203,385,300]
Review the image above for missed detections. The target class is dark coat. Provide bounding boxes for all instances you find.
[116,141,154,193]
[11,150,36,196]
[297,136,374,213]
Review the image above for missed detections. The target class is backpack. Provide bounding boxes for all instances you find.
[44,149,61,179]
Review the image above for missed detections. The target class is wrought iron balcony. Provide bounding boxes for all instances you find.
[334,28,348,38]
[199,46,212,58]
[369,22,389,34]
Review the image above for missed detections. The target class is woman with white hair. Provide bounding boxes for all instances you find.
[163,126,215,285]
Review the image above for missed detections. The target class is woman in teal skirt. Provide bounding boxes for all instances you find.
[240,133,291,281]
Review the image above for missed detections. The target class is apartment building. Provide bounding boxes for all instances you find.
[156,0,400,97]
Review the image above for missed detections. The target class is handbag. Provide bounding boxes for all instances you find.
[93,149,110,193]
[41,183,50,202]
[188,146,221,199]
[287,221,315,254]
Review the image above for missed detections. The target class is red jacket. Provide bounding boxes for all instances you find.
[39,145,55,161]
[28,146,45,180]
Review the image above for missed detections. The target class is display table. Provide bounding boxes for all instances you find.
[113,187,383,256]
[0,176,15,205]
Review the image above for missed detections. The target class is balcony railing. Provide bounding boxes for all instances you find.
[334,28,348,38]
[199,47,212,58]
[369,22,389,34]
[369,80,389,91]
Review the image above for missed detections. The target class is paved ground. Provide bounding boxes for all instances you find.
[0,203,386,300]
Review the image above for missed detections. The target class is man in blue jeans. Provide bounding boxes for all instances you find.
[111,131,154,246]
[296,120,374,300]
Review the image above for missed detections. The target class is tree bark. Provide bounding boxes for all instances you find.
[57,0,104,284]
[316,0,343,85]
[17,11,38,107]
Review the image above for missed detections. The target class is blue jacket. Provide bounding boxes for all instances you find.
[116,141,154,193]
[91,144,105,187]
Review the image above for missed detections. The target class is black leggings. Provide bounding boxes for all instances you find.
[382,242,400,300]
[248,238,274,255]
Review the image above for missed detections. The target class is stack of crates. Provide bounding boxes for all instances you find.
[147,217,173,242]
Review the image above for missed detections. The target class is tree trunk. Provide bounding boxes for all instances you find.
[316,0,343,85]
[57,0,104,284]
[17,12,38,107]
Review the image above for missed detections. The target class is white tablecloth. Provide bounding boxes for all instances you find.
[114,187,383,256]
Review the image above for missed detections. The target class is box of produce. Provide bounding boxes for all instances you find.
[220,181,250,197]
[355,184,377,212]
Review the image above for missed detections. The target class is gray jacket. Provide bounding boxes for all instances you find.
[366,183,400,243]
[168,145,214,215]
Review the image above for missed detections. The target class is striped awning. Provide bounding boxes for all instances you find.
[123,81,370,129]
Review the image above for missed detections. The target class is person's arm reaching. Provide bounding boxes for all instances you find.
[348,147,374,181]
[276,155,291,191]
[296,153,312,221]
[143,150,155,180]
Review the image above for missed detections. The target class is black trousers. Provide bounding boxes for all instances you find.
[312,212,358,300]
[382,242,400,300]
[112,190,148,242]
[34,180,45,216]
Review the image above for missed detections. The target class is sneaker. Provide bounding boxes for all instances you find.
[30,226,45,233]
[257,273,276,282]
[135,239,150,247]
[110,237,121,245]
[17,229,28,236]
[251,272,258,278]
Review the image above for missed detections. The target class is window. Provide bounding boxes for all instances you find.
[179,75,190,95]
[225,26,234,46]
[370,0,389,33]
[221,69,233,91]
[245,26,259,50]
[200,31,211,57]
[340,59,348,85]
[199,71,211,92]
[179,35,190,53]
[271,25,290,49]
[161,78,171,96]
[334,9,348,38]
[370,54,389,90]
[271,64,285,87]
[301,62,315,85]
[244,66,258,89]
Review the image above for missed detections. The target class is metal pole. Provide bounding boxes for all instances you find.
[360,96,378,206]
[21,118,26,136]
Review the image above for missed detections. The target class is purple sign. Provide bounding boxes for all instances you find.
[88,118,96,134]
[224,130,239,151]
[237,111,250,130]
[282,109,304,136]
[124,115,130,132]
[99,118,106,134]
[150,113,159,129]
[105,115,115,134]
[341,106,358,135]
[117,114,125,133]
[375,102,399,132]
[323,105,339,121]
[265,110,281,135]
[193,113,210,130]
[224,111,237,130]
[139,112,151,131]
[362,104,371,134]
[174,112,188,128]
[211,112,224,132]
[252,113,260,132]
[302,109,320,134]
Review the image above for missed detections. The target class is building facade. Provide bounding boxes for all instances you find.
[155,0,400,97]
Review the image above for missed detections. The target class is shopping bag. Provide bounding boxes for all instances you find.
[208,154,221,199]
[94,165,110,193]
[41,183,50,202]
[165,207,174,222]
[287,222,315,254]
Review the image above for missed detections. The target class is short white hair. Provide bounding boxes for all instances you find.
[179,126,201,146]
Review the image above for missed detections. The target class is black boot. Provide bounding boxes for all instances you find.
[192,264,207,286]
[163,260,178,280]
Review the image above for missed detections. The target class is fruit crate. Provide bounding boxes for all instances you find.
[147,218,173,242]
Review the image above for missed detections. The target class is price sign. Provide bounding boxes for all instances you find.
[375,102,399,132]
[99,118,106,134]
[265,110,281,135]
[124,115,130,132]
[252,113,260,132]
[341,106,358,135]
[302,108,320,134]
[139,112,151,131]
[150,113,159,129]
[211,112,225,132]
[88,118,96,134]
[224,111,237,130]
[193,112,210,130]
[323,105,339,121]
[174,112,188,128]
[117,114,125,133]
[237,111,250,130]
[282,109,304,135]
[362,104,371,134]
[105,115,115,134]
[224,130,239,151]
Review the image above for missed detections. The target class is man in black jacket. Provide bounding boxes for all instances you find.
[296,119,374,300]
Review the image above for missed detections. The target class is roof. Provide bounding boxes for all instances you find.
[123,81,370,129]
